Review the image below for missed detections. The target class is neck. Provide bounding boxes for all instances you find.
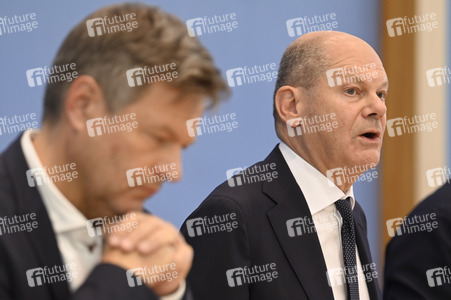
[281,137,352,193]
[33,124,87,216]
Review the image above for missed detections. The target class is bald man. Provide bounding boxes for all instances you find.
[181,31,387,300]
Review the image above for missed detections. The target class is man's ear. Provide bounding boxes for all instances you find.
[64,75,107,132]
[275,85,305,124]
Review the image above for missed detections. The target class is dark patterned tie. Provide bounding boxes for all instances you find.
[335,197,359,300]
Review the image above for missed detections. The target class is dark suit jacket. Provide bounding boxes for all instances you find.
[0,134,192,300]
[384,182,451,299]
[181,145,382,300]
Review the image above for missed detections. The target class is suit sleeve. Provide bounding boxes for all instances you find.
[0,256,191,300]
[71,264,159,299]
[0,240,13,300]
[181,196,250,300]
[73,264,194,300]
[383,205,451,299]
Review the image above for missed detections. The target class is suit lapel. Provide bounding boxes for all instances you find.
[263,146,335,300]
[5,135,71,300]
[354,210,382,299]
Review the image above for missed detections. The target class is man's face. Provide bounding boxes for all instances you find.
[293,42,388,172]
[73,83,204,218]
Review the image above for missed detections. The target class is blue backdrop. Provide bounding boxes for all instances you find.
[0,0,382,268]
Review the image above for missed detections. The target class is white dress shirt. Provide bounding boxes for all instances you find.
[279,142,370,300]
[21,130,185,300]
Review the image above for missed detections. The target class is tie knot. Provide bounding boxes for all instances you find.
[335,197,353,220]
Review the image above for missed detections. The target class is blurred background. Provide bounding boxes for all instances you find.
[0,0,449,281]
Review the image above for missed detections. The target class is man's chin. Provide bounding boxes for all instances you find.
[111,188,159,215]
[119,184,161,200]
[111,200,145,216]
[348,150,381,170]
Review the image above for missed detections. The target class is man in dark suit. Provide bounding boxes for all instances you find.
[181,31,388,299]
[384,182,451,299]
[0,3,227,300]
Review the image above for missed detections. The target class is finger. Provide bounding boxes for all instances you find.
[107,214,162,250]
[170,239,193,279]
[136,223,180,254]
[104,211,147,245]
[114,218,164,251]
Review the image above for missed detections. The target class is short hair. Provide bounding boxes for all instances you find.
[43,3,228,124]
[272,37,329,125]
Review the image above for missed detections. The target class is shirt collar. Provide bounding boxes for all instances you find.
[21,130,87,233]
[279,142,355,215]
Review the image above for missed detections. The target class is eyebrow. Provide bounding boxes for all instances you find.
[379,81,389,89]
[341,77,389,90]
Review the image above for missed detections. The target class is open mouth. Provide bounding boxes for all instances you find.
[361,132,377,139]
[359,130,381,141]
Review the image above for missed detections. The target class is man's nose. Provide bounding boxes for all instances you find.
[363,93,387,118]
[163,146,183,182]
